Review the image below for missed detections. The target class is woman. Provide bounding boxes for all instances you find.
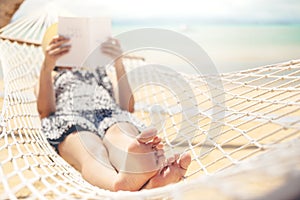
[37,35,191,191]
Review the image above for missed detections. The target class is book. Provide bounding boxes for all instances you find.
[57,16,112,68]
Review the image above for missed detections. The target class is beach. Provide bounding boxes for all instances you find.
[1,23,300,78]
[112,23,300,74]
[1,15,300,200]
[0,80,3,109]
[1,63,300,199]
[1,0,300,197]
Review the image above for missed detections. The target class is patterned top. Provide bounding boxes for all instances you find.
[41,67,145,142]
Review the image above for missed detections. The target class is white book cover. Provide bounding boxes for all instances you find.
[57,16,112,68]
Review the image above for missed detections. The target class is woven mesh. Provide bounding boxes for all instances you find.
[0,12,300,200]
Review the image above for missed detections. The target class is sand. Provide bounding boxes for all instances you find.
[0,70,300,199]
[0,80,3,107]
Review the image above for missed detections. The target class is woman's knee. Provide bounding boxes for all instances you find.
[58,132,83,170]
[106,122,139,138]
[61,131,113,169]
[58,131,103,170]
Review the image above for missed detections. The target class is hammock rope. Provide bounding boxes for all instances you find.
[0,12,300,200]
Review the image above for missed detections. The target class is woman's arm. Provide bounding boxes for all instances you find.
[101,38,135,113]
[37,35,70,118]
[37,62,56,118]
[115,58,135,113]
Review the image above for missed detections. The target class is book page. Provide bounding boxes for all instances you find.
[57,16,112,68]
[57,16,89,67]
[83,17,112,68]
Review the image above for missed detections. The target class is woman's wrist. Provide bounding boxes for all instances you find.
[115,63,126,74]
[42,60,55,73]
[114,57,123,67]
[114,58,126,72]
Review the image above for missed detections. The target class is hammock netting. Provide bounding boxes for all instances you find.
[0,12,300,200]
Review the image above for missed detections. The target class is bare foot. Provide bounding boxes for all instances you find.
[142,152,191,189]
[113,128,165,191]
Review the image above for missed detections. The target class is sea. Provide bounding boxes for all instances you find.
[111,22,300,74]
[0,22,300,77]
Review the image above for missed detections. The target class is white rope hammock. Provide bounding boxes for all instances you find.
[0,12,300,200]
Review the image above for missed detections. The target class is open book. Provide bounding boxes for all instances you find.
[57,16,112,68]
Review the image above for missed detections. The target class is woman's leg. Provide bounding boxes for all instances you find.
[103,122,165,191]
[57,125,191,191]
[58,127,165,191]
[58,131,119,191]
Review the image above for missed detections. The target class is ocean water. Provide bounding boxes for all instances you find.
[0,24,300,77]
[112,23,300,74]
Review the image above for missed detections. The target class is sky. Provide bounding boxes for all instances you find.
[13,0,300,24]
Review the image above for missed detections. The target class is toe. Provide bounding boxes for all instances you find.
[152,137,164,150]
[178,153,191,170]
[152,136,161,145]
[155,143,164,149]
[153,136,160,142]
[156,149,164,157]
[174,153,180,161]
[136,128,157,144]
[157,155,165,167]
[167,156,176,165]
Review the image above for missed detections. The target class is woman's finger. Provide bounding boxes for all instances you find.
[56,48,70,57]
[101,48,122,58]
[106,37,120,45]
[48,45,71,56]
[49,39,70,50]
[101,41,121,51]
[101,45,122,55]
[50,35,69,44]
[101,42,122,56]
[46,40,70,51]
[101,38,122,57]
[102,38,121,48]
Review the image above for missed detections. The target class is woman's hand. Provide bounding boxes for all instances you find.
[101,37,123,64]
[43,35,71,71]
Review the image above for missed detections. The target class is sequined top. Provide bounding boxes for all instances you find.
[41,67,145,143]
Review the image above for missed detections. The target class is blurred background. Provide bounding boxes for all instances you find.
[1,0,300,74]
